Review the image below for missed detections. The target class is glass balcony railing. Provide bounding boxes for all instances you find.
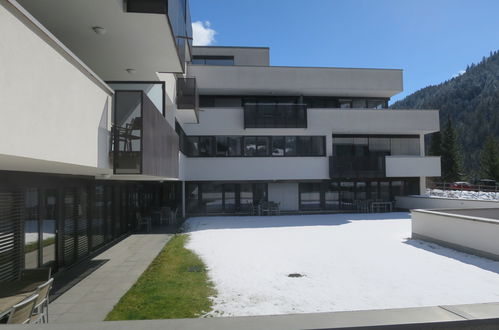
[329,155,386,178]
[176,77,198,111]
[243,103,308,129]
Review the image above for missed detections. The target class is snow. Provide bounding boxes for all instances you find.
[184,213,499,317]
[424,189,499,201]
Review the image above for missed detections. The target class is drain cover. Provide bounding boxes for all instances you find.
[288,273,304,278]
[187,265,204,273]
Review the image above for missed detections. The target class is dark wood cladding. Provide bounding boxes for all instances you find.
[141,95,179,178]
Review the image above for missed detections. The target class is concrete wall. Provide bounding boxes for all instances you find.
[268,183,299,211]
[183,157,329,181]
[192,46,270,66]
[0,2,113,175]
[412,209,499,260]
[189,65,403,98]
[396,196,499,210]
[386,156,441,177]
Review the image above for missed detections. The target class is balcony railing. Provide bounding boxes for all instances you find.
[329,155,386,178]
[176,77,198,110]
[111,91,179,178]
[243,103,307,129]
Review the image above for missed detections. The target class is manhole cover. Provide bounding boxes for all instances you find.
[187,265,204,273]
[288,273,304,278]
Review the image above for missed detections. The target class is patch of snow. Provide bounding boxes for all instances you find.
[424,189,499,201]
[185,213,499,317]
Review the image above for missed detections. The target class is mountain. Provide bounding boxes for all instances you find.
[391,50,499,177]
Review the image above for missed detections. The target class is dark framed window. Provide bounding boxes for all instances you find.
[243,137,257,156]
[256,137,269,156]
[299,183,322,210]
[271,136,285,156]
[192,56,235,66]
[198,136,214,156]
[297,136,312,156]
[285,136,297,156]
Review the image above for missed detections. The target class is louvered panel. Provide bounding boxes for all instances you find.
[76,189,89,259]
[62,190,76,266]
[0,191,23,283]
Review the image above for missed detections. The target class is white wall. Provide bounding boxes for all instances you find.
[268,183,299,211]
[385,156,441,177]
[412,209,499,260]
[183,157,329,181]
[0,3,113,174]
[189,65,403,97]
[396,196,499,210]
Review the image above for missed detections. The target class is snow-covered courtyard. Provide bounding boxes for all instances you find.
[185,213,499,317]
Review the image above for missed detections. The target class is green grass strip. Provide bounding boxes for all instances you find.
[105,234,215,320]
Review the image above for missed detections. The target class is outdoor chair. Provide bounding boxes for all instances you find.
[30,278,53,324]
[159,207,171,225]
[260,201,270,216]
[20,268,51,282]
[7,294,39,324]
[136,212,151,232]
[269,202,280,216]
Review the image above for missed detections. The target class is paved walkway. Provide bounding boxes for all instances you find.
[49,227,173,323]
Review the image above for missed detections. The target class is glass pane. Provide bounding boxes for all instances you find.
[325,182,339,210]
[271,137,285,156]
[240,184,253,211]
[42,189,57,267]
[76,187,89,258]
[297,136,312,156]
[201,183,223,213]
[24,188,39,269]
[253,183,267,204]
[244,137,256,156]
[199,137,214,156]
[380,182,390,201]
[353,99,366,108]
[356,182,367,200]
[63,189,75,265]
[391,181,404,197]
[227,136,241,156]
[186,184,199,213]
[370,182,379,200]
[188,137,199,156]
[340,182,355,210]
[256,137,269,156]
[224,184,236,212]
[369,137,390,152]
[300,183,321,210]
[216,136,228,157]
[311,137,325,156]
[285,136,297,156]
[367,100,385,109]
[339,99,352,108]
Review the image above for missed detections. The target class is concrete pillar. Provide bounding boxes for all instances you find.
[181,181,186,218]
[420,176,426,195]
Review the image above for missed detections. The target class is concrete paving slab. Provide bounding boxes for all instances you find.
[48,226,173,323]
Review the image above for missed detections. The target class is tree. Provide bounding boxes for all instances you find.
[479,135,499,181]
[440,117,463,182]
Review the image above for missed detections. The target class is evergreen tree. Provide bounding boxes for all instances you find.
[440,117,463,182]
[429,132,441,156]
[479,135,499,181]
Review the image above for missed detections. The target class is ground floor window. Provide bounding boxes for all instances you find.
[299,178,420,211]
[186,182,268,214]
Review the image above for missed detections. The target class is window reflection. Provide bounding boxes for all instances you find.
[42,190,57,267]
[24,188,39,269]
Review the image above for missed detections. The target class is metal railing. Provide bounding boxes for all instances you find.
[329,155,386,178]
[426,182,499,199]
[243,103,307,128]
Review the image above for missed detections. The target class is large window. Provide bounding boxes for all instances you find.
[299,183,322,210]
[244,104,307,128]
[184,135,326,157]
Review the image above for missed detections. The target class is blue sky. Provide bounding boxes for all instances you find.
[190,0,499,103]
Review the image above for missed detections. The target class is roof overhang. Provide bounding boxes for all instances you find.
[17,0,184,81]
[189,64,403,98]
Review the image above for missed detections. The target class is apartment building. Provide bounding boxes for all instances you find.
[0,0,191,281]
[178,46,441,215]
[0,0,440,282]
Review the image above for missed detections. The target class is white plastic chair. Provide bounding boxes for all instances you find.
[31,278,53,324]
[7,294,39,324]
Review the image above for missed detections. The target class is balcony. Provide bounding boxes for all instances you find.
[329,155,386,179]
[112,91,179,178]
[243,104,307,129]
[385,156,441,177]
[176,77,199,123]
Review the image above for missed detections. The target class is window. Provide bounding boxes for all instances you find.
[339,99,352,108]
[256,137,269,156]
[244,104,307,128]
[24,188,39,269]
[244,137,256,156]
[271,137,285,156]
[216,136,229,157]
[299,183,322,210]
[297,136,312,156]
[192,56,234,66]
[198,137,214,156]
[352,99,367,108]
[367,100,385,109]
[227,136,242,156]
[325,182,339,210]
[201,183,223,213]
[285,137,297,156]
